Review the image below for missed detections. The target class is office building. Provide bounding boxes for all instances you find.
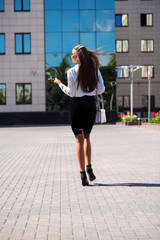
[115,0,160,116]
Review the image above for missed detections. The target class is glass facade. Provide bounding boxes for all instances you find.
[45,0,115,69]
[44,0,115,111]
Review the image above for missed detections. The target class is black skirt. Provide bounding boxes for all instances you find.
[69,95,96,138]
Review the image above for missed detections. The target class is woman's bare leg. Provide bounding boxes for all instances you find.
[84,136,91,166]
[75,134,85,171]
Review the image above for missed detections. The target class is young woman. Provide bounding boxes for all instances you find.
[54,44,105,186]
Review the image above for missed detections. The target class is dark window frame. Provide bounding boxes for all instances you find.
[0,33,5,54]
[0,83,6,105]
[118,95,130,112]
[141,39,154,53]
[14,0,30,12]
[115,13,128,27]
[16,83,32,104]
[0,0,4,12]
[116,39,129,53]
[141,65,154,79]
[142,95,155,111]
[140,13,153,27]
[15,33,31,54]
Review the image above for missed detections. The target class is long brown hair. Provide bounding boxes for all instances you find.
[74,45,99,93]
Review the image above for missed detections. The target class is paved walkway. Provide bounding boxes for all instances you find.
[0,124,160,240]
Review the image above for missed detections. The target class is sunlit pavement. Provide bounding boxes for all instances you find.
[0,124,160,240]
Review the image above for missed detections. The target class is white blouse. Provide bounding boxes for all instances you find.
[59,64,105,97]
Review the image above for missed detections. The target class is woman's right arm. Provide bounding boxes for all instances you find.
[96,70,105,94]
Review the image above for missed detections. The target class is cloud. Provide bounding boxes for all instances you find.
[96,19,114,32]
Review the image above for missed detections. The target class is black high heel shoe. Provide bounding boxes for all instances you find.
[80,171,89,186]
[86,164,96,181]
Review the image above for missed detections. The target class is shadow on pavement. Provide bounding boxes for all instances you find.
[91,183,160,187]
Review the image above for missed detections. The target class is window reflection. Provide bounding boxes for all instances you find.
[62,0,78,9]
[44,0,116,111]
[62,11,79,32]
[14,0,30,11]
[24,34,31,53]
[96,10,115,32]
[0,0,4,11]
[15,33,31,54]
[45,0,61,10]
[80,33,95,49]
[80,11,95,31]
[0,34,5,54]
[0,84,6,104]
[15,34,23,53]
[46,53,62,68]
[97,32,115,53]
[45,11,61,32]
[16,83,32,104]
[62,33,79,52]
[96,0,114,9]
[23,0,30,11]
[80,0,95,9]
[46,33,62,53]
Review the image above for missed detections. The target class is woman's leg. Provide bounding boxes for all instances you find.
[84,135,91,166]
[75,134,85,172]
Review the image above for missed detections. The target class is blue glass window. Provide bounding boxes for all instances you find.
[46,53,62,68]
[62,11,79,32]
[115,14,128,27]
[15,33,31,54]
[0,84,6,104]
[80,33,96,50]
[45,11,61,32]
[45,0,61,10]
[79,0,95,9]
[62,0,78,10]
[96,10,115,32]
[0,34,5,54]
[45,33,62,53]
[96,0,114,10]
[80,11,95,31]
[62,33,79,52]
[14,0,30,11]
[96,32,115,53]
[0,0,4,11]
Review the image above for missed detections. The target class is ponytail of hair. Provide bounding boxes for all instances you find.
[74,45,99,93]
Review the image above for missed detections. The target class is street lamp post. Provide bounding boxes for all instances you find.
[148,66,151,121]
[118,65,142,120]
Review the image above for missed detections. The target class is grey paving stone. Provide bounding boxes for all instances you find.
[0,125,160,240]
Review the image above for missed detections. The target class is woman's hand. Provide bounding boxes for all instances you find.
[54,78,61,85]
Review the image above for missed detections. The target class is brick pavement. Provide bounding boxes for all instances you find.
[0,124,160,240]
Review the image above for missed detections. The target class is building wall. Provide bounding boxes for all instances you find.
[115,0,160,113]
[0,0,46,112]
